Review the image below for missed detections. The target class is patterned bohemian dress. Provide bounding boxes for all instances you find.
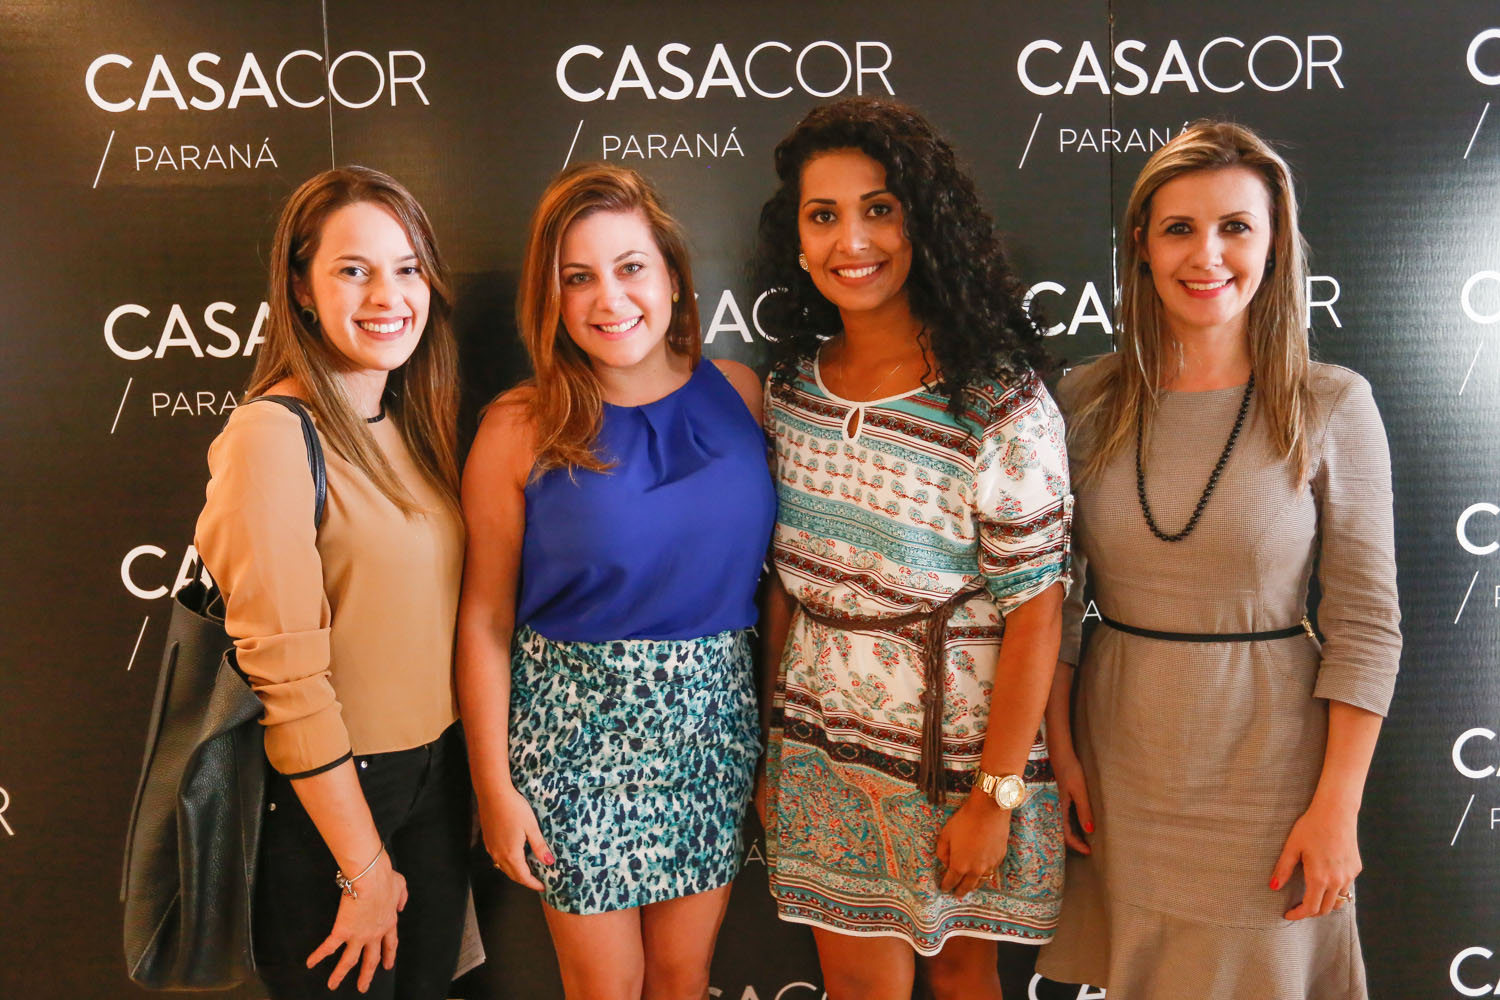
[764,354,1072,954]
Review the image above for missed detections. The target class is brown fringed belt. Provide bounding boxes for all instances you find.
[797,584,987,805]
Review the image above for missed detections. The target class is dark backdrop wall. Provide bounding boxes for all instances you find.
[2,2,1498,997]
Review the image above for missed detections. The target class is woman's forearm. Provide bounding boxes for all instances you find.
[289,761,383,875]
[760,574,795,738]
[979,582,1064,778]
[457,615,517,797]
[1312,700,1383,813]
[1043,659,1078,763]
[454,401,531,804]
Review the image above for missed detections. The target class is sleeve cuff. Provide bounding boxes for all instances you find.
[281,750,354,780]
[263,701,353,776]
[988,558,1069,617]
[1312,671,1396,718]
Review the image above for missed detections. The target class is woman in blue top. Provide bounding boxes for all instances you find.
[456,163,775,1000]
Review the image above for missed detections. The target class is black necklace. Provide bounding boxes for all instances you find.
[1135,373,1254,543]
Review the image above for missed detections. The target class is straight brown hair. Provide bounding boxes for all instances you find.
[247,166,460,514]
[513,163,701,474]
[1071,120,1313,487]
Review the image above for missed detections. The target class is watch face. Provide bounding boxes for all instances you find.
[996,775,1027,809]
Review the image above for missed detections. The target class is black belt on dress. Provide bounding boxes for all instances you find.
[1099,614,1317,643]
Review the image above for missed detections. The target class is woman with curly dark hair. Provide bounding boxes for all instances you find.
[755,97,1072,1000]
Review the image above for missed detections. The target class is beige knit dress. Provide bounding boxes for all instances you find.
[1034,360,1401,999]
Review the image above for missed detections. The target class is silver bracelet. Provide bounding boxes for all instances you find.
[334,843,385,899]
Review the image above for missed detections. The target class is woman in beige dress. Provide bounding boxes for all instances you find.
[1034,121,1400,998]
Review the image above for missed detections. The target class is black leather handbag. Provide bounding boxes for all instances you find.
[121,395,326,990]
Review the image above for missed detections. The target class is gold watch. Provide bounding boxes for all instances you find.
[977,770,1028,809]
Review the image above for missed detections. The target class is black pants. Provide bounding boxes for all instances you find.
[254,722,472,1000]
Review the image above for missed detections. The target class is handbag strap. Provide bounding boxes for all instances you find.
[245,395,327,527]
[119,394,328,902]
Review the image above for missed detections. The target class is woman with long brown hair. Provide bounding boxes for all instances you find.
[1035,121,1401,998]
[456,163,774,999]
[196,166,470,999]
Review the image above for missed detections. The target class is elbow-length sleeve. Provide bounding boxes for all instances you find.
[1052,368,1094,665]
[1058,540,1089,667]
[973,377,1074,616]
[1310,374,1402,716]
[194,403,349,776]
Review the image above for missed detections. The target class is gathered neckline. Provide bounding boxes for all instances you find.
[601,361,703,411]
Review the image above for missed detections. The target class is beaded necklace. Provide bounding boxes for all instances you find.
[1135,373,1254,543]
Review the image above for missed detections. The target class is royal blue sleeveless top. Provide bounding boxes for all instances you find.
[516,362,777,642]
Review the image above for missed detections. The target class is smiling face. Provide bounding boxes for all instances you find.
[297,200,430,379]
[797,148,913,320]
[557,208,678,373]
[1139,165,1274,344]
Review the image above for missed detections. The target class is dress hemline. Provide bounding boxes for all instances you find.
[537,867,741,917]
[771,909,1055,956]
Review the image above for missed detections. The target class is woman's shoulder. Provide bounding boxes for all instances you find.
[765,354,818,407]
[1306,362,1378,423]
[209,394,310,463]
[475,386,537,444]
[1054,355,1118,415]
[468,387,539,490]
[1307,361,1372,403]
[1306,362,1384,445]
[962,364,1064,430]
[708,358,764,424]
[709,357,756,385]
[200,397,321,529]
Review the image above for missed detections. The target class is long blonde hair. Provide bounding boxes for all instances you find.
[1071,120,1313,486]
[247,166,459,514]
[513,163,701,473]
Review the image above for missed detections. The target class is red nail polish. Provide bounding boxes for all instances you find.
[1084,822,1094,833]
[1269,877,1280,890]
[544,853,556,865]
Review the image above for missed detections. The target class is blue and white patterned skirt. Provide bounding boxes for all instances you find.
[508,625,761,915]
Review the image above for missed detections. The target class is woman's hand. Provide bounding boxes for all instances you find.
[936,793,1012,897]
[305,851,408,992]
[480,782,553,891]
[1044,659,1092,853]
[1270,797,1362,920]
[1051,743,1095,854]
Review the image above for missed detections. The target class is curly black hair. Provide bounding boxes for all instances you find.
[752,97,1050,415]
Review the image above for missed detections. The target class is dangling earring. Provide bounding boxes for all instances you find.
[299,305,318,328]
[798,252,810,272]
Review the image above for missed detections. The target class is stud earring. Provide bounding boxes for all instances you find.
[1264,253,1276,275]
[299,306,319,328]
[798,252,809,272]
[672,291,680,303]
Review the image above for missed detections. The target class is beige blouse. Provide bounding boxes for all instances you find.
[195,400,464,776]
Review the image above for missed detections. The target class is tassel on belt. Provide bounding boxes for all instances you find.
[797,584,987,805]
